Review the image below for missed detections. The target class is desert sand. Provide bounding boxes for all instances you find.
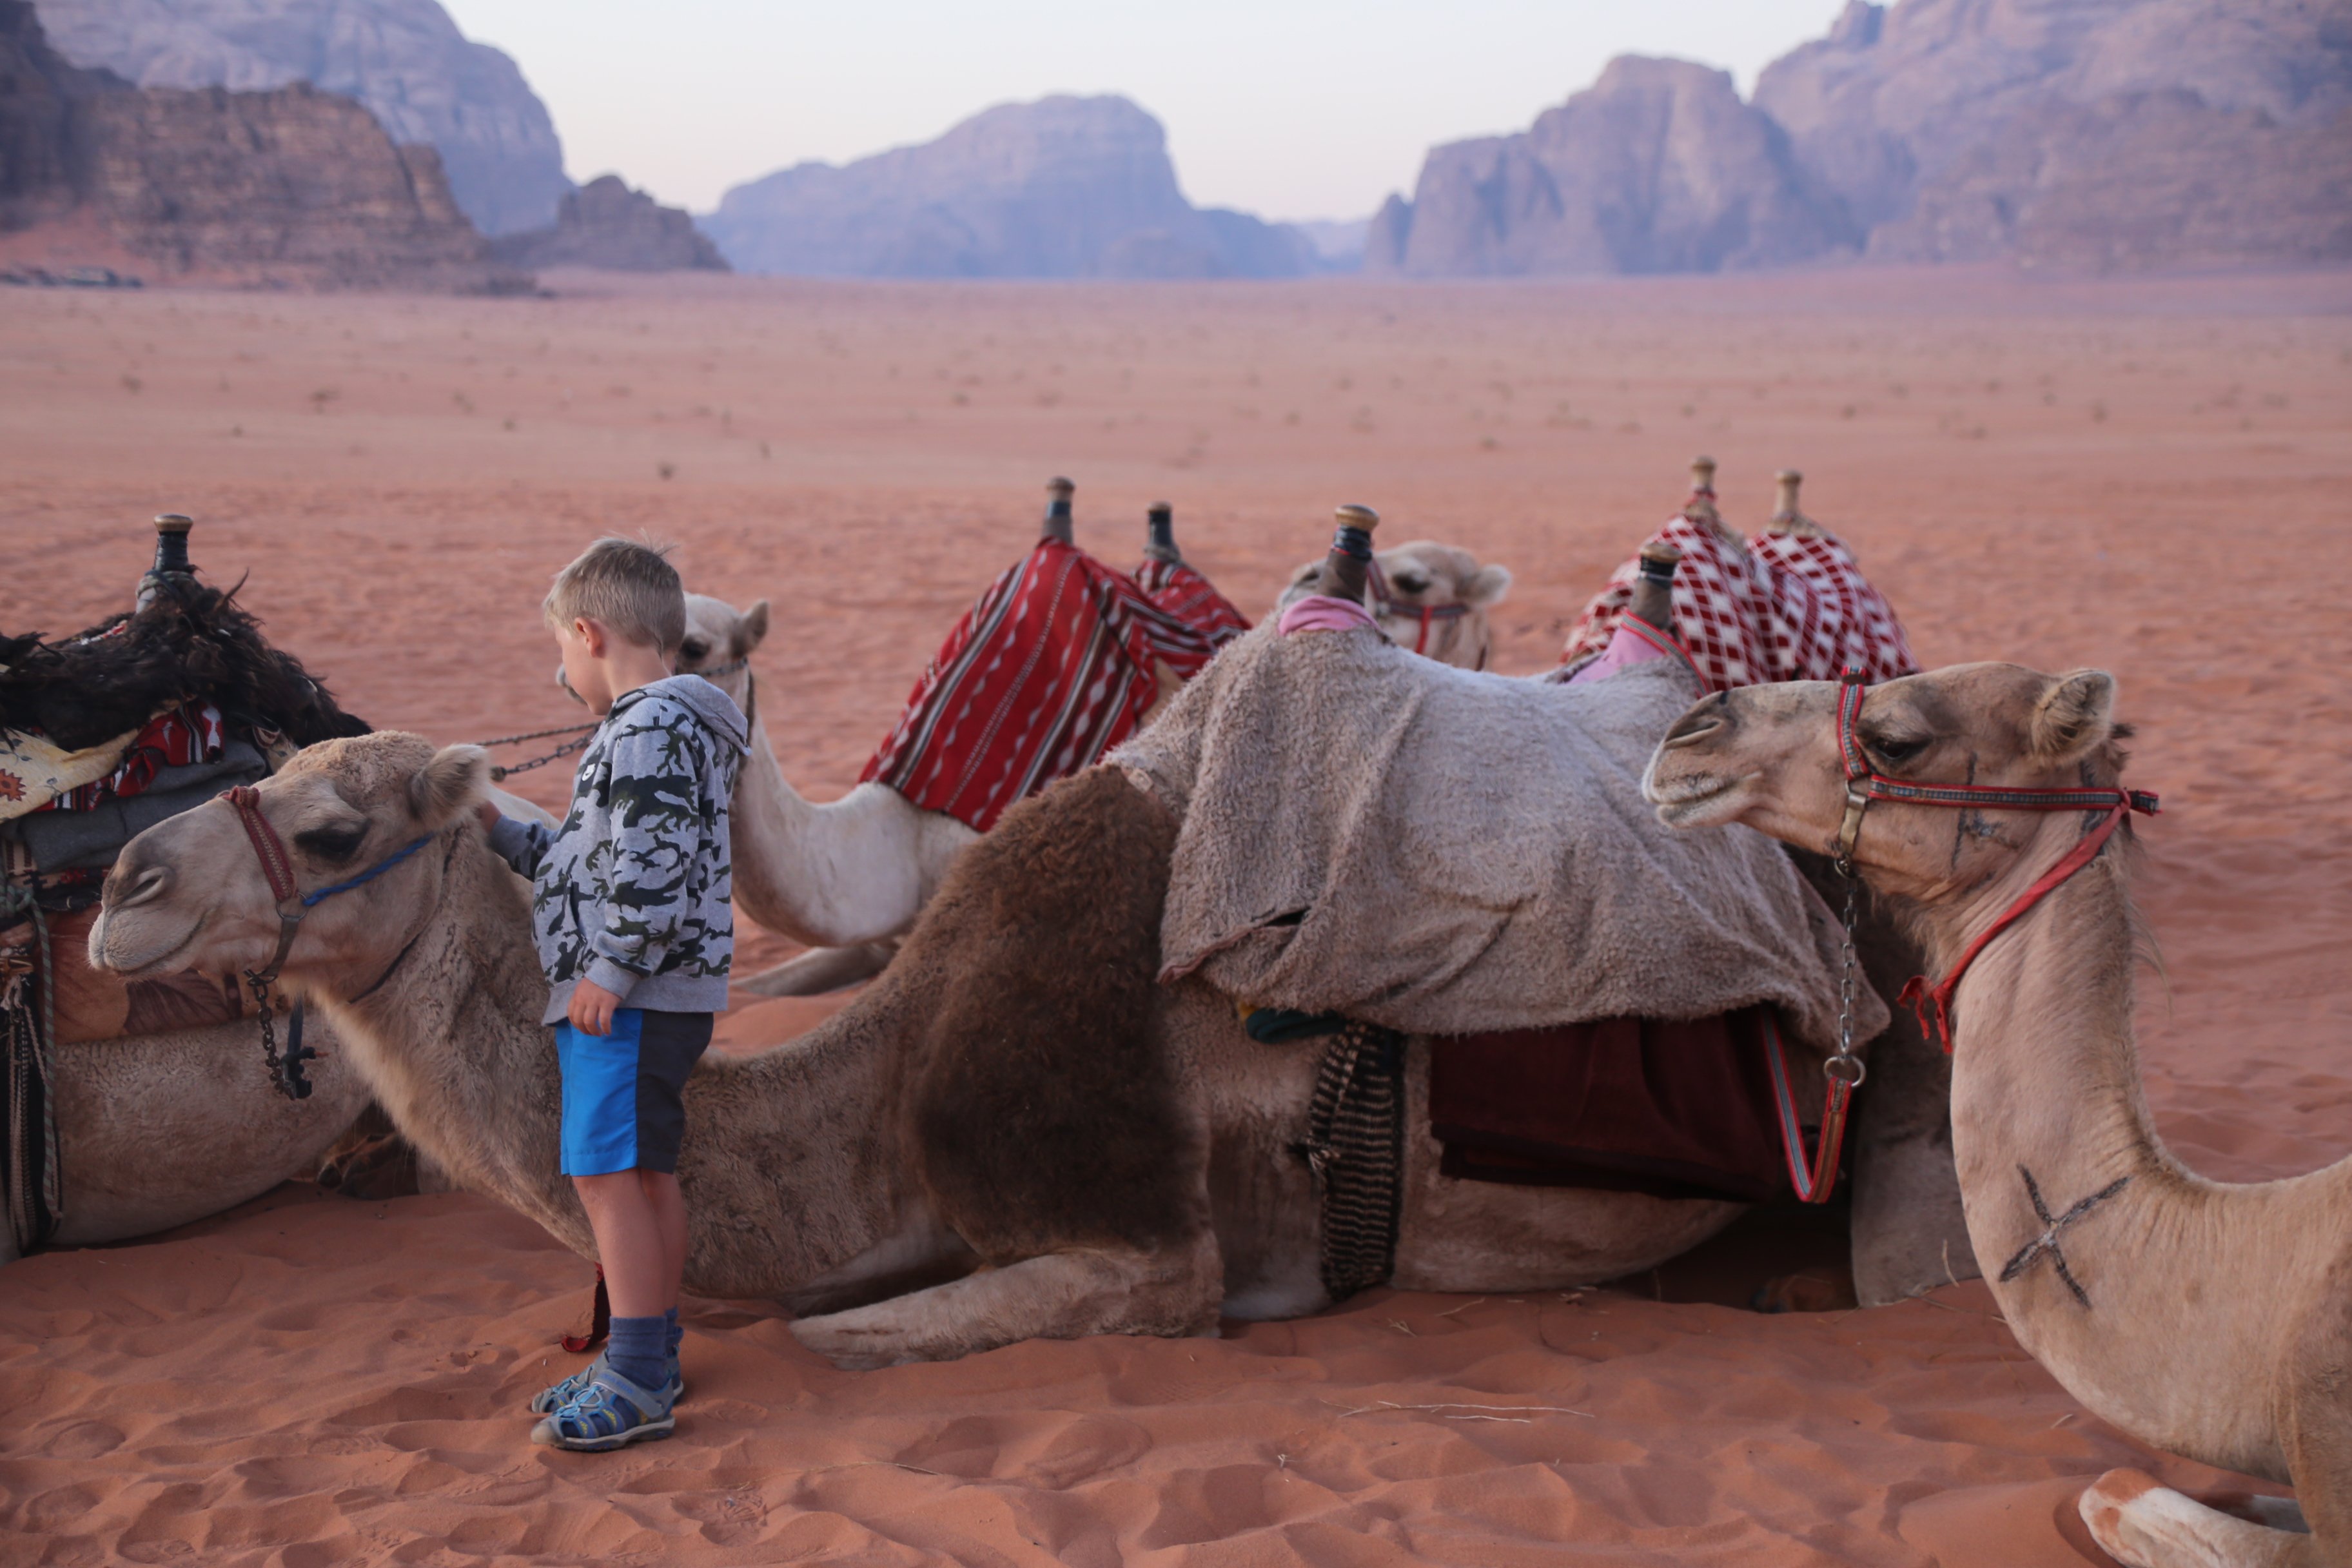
[1,265,2347,1565]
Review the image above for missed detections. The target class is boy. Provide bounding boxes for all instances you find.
[480,538,748,1451]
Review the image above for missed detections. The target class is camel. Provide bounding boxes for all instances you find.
[95,730,1784,1367]
[670,594,977,997]
[1643,663,2348,1567]
[1277,540,1511,669]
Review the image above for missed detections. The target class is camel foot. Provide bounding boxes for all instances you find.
[736,943,896,997]
[790,1240,1220,1369]
[2080,1470,2313,1568]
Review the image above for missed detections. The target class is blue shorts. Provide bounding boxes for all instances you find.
[553,1008,712,1177]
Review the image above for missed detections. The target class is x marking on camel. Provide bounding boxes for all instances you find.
[1998,1166,2131,1308]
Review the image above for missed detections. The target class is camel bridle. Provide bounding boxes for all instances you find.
[1367,558,1484,670]
[1830,669,2159,1052]
[218,784,431,1100]
[1767,669,2160,1205]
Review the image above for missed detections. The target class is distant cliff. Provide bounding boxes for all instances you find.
[490,174,727,272]
[29,0,569,235]
[705,95,1318,279]
[0,0,522,290]
[1367,56,1849,277]
[1371,0,2352,277]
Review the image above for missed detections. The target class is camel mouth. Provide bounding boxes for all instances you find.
[1644,769,1750,828]
[92,910,210,979]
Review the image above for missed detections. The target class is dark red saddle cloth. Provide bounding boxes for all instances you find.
[1429,1008,1799,1204]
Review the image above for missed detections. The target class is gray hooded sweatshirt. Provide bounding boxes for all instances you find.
[488,674,750,1025]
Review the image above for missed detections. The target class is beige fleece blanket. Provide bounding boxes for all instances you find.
[1112,626,1886,1054]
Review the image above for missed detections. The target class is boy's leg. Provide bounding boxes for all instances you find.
[574,1171,671,1317]
[642,1170,687,1362]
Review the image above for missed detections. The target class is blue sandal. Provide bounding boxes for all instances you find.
[530,1364,676,1451]
[529,1350,682,1416]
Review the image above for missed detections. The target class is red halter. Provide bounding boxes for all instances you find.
[1367,558,1480,667]
[1834,670,2159,1051]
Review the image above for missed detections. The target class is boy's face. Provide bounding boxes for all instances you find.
[556,618,616,714]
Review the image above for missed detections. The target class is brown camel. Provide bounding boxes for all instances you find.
[91,730,1788,1367]
[1643,662,2348,1568]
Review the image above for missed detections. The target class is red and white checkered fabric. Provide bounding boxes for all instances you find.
[862,539,1219,832]
[1133,558,1251,650]
[1562,493,1916,691]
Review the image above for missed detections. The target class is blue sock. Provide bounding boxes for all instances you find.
[605,1315,667,1394]
[664,1306,681,1361]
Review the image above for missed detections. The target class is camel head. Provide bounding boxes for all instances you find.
[1275,540,1511,669]
[90,733,489,994]
[675,591,770,717]
[1642,663,2127,906]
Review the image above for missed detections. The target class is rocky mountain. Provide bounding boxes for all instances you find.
[1371,0,2352,277]
[704,95,1317,279]
[1757,0,2352,267]
[1366,56,1850,276]
[489,174,727,272]
[28,0,567,235]
[0,0,521,290]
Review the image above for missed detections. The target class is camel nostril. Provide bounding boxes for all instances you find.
[115,863,170,910]
[1660,713,1726,750]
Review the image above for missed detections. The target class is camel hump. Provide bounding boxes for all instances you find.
[896,767,1200,1259]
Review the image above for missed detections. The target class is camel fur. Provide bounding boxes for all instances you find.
[1645,663,2350,1568]
[95,732,1756,1367]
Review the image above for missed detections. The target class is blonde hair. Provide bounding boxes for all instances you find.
[543,537,685,653]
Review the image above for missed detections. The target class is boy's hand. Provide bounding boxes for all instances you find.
[475,801,501,834]
[569,979,624,1037]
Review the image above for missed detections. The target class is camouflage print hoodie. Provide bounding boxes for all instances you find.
[487,675,749,1025]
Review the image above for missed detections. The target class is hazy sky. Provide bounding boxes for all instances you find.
[439,0,1852,222]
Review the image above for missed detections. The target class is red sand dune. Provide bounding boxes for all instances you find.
[1,267,2347,1565]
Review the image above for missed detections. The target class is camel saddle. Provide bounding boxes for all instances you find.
[1116,624,1883,1052]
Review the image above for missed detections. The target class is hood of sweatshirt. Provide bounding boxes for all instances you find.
[610,673,750,756]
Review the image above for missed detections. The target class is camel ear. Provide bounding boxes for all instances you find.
[1460,563,1512,609]
[409,744,491,828]
[737,599,770,657]
[2030,670,2116,761]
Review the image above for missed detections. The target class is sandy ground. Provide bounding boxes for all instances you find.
[1,266,2348,1565]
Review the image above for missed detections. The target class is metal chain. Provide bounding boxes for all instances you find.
[1828,865,1867,1088]
[245,969,282,1086]
[466,658,746,783]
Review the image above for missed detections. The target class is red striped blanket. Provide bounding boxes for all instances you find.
[1133,558,1251,649]
[862,540,1219,832]
[1562,490,1916,691]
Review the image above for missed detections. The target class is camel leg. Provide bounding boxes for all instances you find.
[789,1233,1222,1369]
[734,943,896,998]
[2079,1471,2315,1568]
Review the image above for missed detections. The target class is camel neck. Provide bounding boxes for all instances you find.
[1935,821,2298,1476]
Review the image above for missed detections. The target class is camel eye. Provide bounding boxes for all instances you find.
[1393,571,1430,595]
[296,825,366,864]
[1868,734,1929,766]
[680,638,709,664]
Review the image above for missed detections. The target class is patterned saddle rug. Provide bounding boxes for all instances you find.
[1133,557,1251,651]
[1563,485,1916,690]
[862,539,1224,832]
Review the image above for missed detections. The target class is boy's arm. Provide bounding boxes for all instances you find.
[580,718,707,1004]
[483,811,555,881]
